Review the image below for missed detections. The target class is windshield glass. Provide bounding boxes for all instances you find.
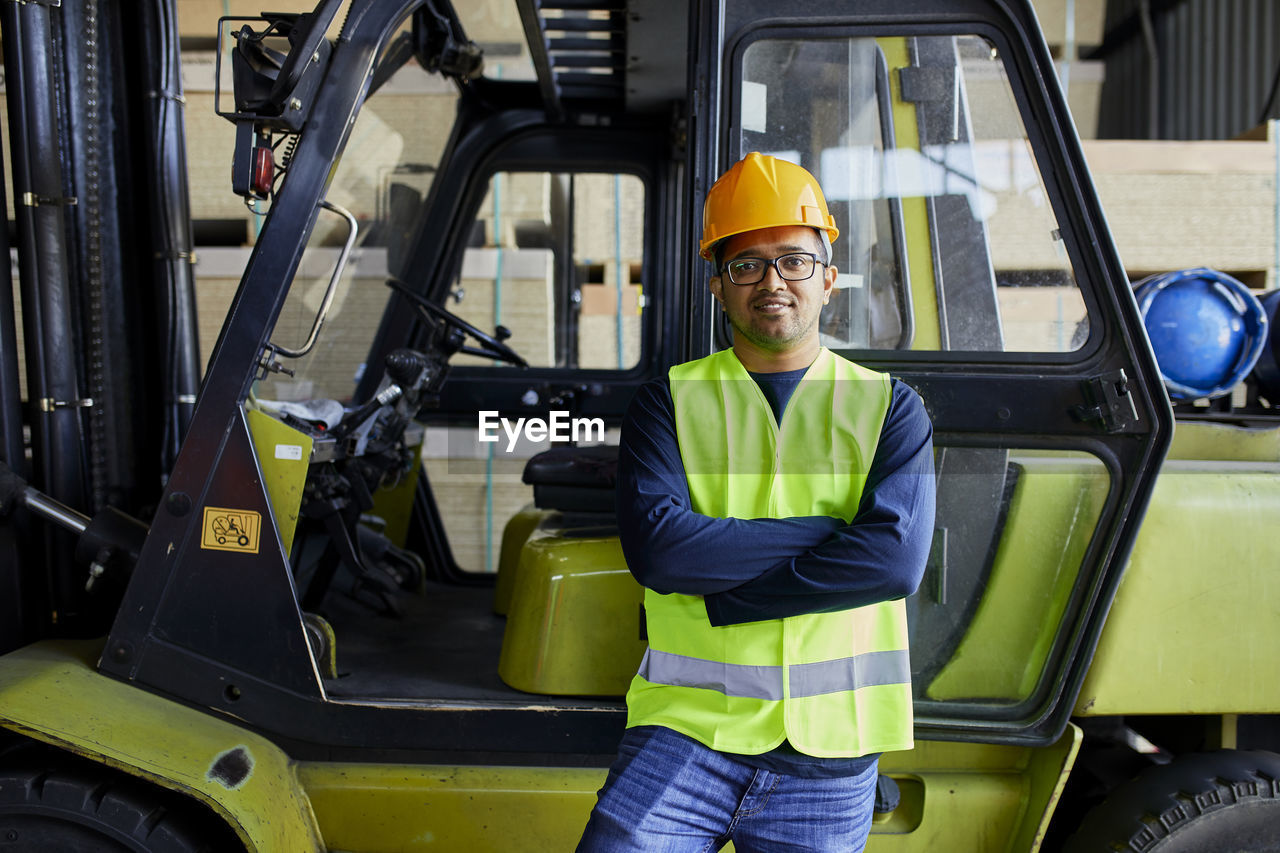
[254,42,460,405]
[739,34,1088,354]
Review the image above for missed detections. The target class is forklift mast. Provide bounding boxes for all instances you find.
[0,0,200,649]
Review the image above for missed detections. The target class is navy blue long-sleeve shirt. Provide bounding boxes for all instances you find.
[615,366,935,627]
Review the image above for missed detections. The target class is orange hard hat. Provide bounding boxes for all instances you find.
[699,152,839,260]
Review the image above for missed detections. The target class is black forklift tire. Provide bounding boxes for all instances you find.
[1061,749,1280,852]
[0,740,244,852]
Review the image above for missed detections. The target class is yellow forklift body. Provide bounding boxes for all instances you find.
[0,640,325,852]
[298,762,606,851]
[0,639,1081,852]
[297,726,1080,853]
[1076,423,1280,715]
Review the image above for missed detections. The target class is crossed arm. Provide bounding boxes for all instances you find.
[615,377,936,626]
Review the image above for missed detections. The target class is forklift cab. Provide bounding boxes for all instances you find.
[1,0,1174,849]
[105,0,1174,753]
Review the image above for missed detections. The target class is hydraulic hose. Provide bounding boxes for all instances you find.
[2,0,91,630]
[139,0,201,476]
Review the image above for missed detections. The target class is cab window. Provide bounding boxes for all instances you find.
[448,171,646,371]
[738,33,1088,354]
[425,169,646,572]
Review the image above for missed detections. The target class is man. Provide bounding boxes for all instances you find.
[578,152,936,852]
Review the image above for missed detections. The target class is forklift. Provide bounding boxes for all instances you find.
[1,0,1278,850]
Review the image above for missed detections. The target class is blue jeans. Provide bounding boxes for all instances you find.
[577,727,878,852]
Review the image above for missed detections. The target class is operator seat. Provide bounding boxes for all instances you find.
[522,445,619,513]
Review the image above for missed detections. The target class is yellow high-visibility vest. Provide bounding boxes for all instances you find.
[625,347,913,758]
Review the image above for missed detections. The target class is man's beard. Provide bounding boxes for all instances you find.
[728,306,818,353]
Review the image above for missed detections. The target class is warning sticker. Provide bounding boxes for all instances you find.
[200,507,262,554]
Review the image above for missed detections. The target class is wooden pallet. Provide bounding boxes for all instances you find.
[1083,127,1280,290]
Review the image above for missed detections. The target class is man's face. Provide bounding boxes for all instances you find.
[709,225,836,356]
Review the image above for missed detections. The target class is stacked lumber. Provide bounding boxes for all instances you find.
[1083,125,1279,289]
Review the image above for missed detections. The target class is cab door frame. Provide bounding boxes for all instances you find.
[361,106,680,426]
[693,0,1173,747]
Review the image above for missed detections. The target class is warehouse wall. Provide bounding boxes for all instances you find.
[1097,0,1280,139]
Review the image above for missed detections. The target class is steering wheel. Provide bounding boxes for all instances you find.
[385,277,528,368]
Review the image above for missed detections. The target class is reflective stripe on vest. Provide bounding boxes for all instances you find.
[625,347,913,758]
[637,647,912,701]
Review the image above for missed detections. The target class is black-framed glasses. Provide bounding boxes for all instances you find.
[723,252,824,285]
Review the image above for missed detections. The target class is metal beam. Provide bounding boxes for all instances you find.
[549,35,623,52]
[541,15,618,32]
[514,0,564,119]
